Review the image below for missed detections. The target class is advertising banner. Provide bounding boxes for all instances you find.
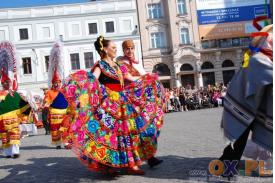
[196,0,271,40]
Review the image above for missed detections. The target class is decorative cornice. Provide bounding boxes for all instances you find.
[173,46,200,60]
[175,18,192,25]
[145,23,168,30]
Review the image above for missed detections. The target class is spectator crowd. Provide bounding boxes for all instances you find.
[164,83,228,113]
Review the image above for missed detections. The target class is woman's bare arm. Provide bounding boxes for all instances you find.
[93,67,101,79]
[124,73,140,81]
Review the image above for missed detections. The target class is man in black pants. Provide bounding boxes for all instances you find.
[42,89,50,135]
[219,23,273,177]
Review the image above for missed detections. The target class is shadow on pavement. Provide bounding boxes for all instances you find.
[0,157,119,183]
[20,145,55,150]
[0,155,262,183]
[141,155,217,181]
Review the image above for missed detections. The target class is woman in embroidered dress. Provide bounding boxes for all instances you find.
[117,39,163,167]
[62,36,164,175]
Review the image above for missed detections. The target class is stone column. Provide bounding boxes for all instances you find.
[197,73,203,88]
[195,60,203,88]
[214,51,223,84]
[173,61,181,87]
[235,49,243,69]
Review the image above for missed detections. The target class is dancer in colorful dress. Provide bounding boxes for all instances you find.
[43,42,68,149]
[117,39,163,167]
[62,36,164,175]
[219,18,273,177]
[117,39,146,76]
[0,41,31,158]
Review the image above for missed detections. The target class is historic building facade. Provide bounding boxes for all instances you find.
[137,0,250,89]
[0,0,141,92]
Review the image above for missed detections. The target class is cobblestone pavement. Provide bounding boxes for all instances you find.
[0,108,272,183]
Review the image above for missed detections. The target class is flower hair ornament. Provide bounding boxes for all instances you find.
[99,36,104,52]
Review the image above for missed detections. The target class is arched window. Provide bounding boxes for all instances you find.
[223,70,235,85]
[181,74,195,88]
[222,60,234,67]
[152,63,171,76]
[201,61,214,69]
[180,63,193,71]
[222,60,235,85]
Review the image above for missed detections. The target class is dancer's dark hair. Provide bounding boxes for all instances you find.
[94,36,111,59]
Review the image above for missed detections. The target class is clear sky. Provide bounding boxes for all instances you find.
[0,0,92,9]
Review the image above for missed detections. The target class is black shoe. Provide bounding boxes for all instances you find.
[13,154,20,159]
[56,146,61,149]
[219,144,235,161]
[148,157,163,168]
[219,144,240,178]
[5,155,12,158]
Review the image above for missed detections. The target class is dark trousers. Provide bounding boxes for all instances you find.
[42,109,50,133]
[219,124,252,162]
[42,120,50,133]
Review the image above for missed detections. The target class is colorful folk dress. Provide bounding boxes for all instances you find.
[62,60,164,172]
[117,59,140,77]
[0,91,30,156]
[118,57,166,158]
[43,90,68,145]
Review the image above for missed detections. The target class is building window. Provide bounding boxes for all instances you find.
[219,39,232,48]
[151,32,165,48]
[71,24,80,36]
[122,19,132,32]
[202,72,216,86]
[240,37,251,46]
[42,27,50,38]
[232,38,240,46]
[44,56,49,72]
[105,21,115,33]
[152,63,171,76]
[180,28,190,45]
[22,57,32,74]
[177,0,187,15]
[84,52,94,69]
[223,70,235,85]
[222,60,234,67]
[88,23,98,34]
[19,28,29,40]
[0,30,5,41]
[201,62,214,70]
[70,53,80,70]
[148,3,162,19]
[180,63,193,71]
[181,74,195,88]
[222,60,235,85]
[201,40,217,49]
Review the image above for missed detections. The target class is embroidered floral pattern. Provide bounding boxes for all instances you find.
[62,68,164,172]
